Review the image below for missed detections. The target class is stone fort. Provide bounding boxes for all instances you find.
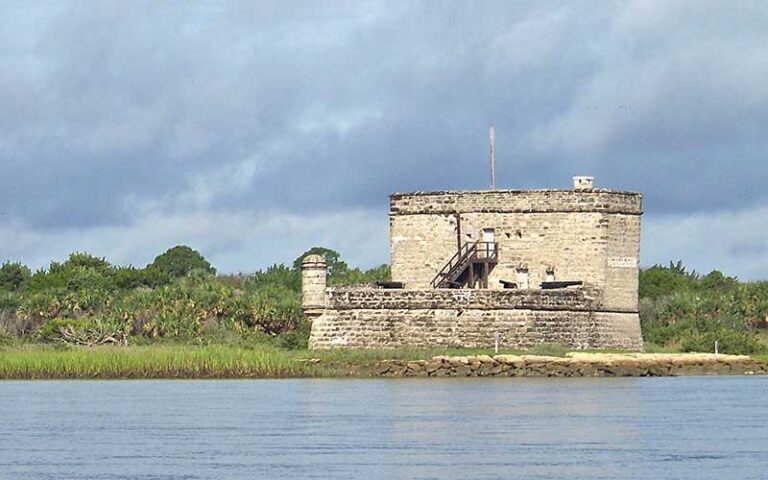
[302,176,644,350]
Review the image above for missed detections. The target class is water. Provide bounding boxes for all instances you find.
[1,377,767,480]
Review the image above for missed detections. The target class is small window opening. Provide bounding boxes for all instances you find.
[545,267,555,282]
[516,268,529,289]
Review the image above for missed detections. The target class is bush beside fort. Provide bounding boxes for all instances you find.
[0,246,388,350]
[0,247,767,357]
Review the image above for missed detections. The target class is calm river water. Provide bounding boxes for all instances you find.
[1,377,767,479]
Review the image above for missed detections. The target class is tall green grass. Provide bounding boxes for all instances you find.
[0,345,523,379]
[0,344,665,380]
[0,345,328,379]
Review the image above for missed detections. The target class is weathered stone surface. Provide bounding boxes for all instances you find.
[305,185,644,350]
[454,365,473,377]
[362,354,768,378]
[309,304,642,350]
[425,361,442,373]
[475,355,496,364]
[407,361,426,372]
[389,189,641,313]
[325,287,603,311]
[301,255,327,317]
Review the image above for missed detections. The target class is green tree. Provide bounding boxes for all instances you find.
[293,247,348,275]
[0,262,31,291]
[251,264,301,292]
[149,246,216,278]
[58,252,113,275]
[639,261,697,299]
[292,248,391,286]
[22,253,117,293]
[112,266,146,290]
[140,266,174,288]
[331,264,391,286]
[699,270,739,293]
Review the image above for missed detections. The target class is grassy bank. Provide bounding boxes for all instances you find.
[0,345,327,379]
[3,344,766,380]
[0,344,582,380]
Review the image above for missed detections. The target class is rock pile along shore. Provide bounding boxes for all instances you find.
[372,353,768,377]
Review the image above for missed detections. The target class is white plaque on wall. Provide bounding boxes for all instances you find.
[608,256,638,268]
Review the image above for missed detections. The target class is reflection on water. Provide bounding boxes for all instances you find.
[1,377,767,480]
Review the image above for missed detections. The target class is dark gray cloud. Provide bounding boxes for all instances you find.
[1,1,767,277]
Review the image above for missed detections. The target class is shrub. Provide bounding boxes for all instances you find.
[58,252,113,275]
[699,270,739,293]
[0,291,21,311]
[0,308,35,337]
[0,328,13,347]
[149,245,216,278]
[275,320,310,350]
[679,328,765,355]
[140,266,174,288]
[331,264,391,286]
[23,253,117,293]
[638,263,768,354]
[639,261,697,299]
[36,317,128,346]
[113,266,146,290]
[250,264,300,292]
[63,267,116,292]
[0,262,31,291]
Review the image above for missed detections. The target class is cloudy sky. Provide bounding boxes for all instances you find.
[1,1,766,279]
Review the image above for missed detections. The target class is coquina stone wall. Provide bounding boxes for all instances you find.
[389,188,642,313]
[308,287,643,350]
[305,181,644,351]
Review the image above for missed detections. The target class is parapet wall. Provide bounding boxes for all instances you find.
[390,189,643,216]
[326,287,605,311]
[308,287,643,350]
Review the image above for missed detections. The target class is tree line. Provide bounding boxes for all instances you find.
[0,245,389,349]
[639,261,768,354]
[1,250,767,354]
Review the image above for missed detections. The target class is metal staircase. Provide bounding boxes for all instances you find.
[430,241,498,289]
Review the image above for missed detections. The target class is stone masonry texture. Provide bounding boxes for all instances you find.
[308,287,643,350]
[307,184,644,350]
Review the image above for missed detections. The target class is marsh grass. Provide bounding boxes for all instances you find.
[0,345,330,379]
[0,345,525,379]
[0,344,649,380]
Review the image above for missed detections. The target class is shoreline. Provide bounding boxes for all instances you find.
[367,353,768,378]
[2,346,767,379]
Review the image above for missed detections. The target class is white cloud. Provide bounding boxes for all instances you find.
[530,0,768,158]
[0,1,767,279]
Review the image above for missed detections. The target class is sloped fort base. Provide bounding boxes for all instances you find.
[309,288,643,350]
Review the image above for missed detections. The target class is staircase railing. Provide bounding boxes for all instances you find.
[474,241,497,261]
[430,243,475,288]
[430,241,497,288]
